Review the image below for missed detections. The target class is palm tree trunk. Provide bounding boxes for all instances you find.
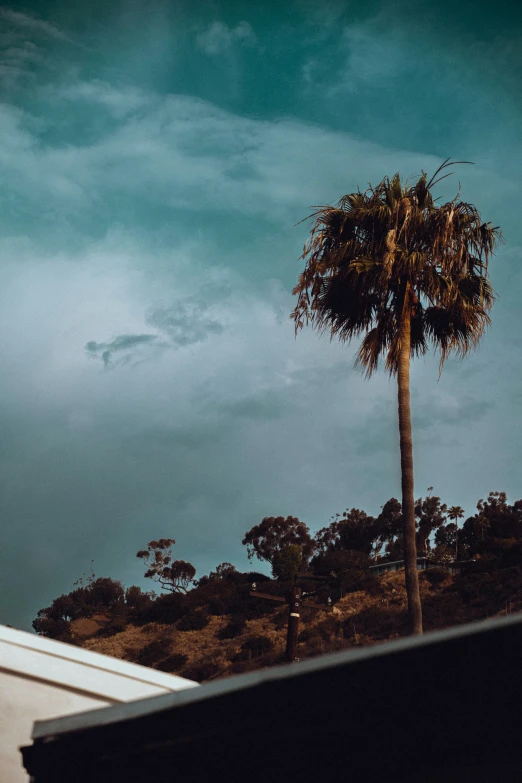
[397,308,423,635]
[455,521,458,562]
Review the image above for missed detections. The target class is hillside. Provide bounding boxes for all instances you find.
[72,565,522,683]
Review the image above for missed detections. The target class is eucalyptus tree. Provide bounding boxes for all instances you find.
[136,539,196,594]
[242,515,315,579]
[291,160,501,634]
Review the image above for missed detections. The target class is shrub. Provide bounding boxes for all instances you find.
[456,572,498,604]
[243,635,273,654]
[217,616,246,640]
[314,616,343,641]
[229,659,256,675]
[180,661,222,682]
[155,653,188,673]
[144,592,186,624]
[272,609,288,630]
[33,577,126,637]
[255,580,291,597]
[298,627,314,642]
[348,605,408,640]
[95,617,128,637]
[454,566,522,615]
[422,593,467,631]
[244,572,271,584]
[32,616,73,641]
[301,636,325,656]
[87,577,125,610]
[178,609,209,632]
[208,598,230,616]
[359,574,382,596]
[135,637,172,667]
[236,636,274,660]
[422,567,448,586]
[227,587,269,620]
[125,585,154,613]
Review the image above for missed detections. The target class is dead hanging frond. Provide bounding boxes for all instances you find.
[355,316,395,377]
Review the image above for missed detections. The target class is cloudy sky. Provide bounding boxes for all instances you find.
[1,0,521,629]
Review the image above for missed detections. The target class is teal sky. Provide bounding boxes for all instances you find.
[1,0,521,628]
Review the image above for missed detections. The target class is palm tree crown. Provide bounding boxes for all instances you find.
[291,160,502,375]
[447,506,465,522]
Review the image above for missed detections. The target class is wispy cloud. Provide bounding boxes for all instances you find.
[85,334,159,368]
[0,8,76,43]
[0,7,83,90]
[55,79,152,119]
[147,302,224,347]
[300,12,413,99]
[0,83,454,232]
[302,6,522,132]
[195,21,256,56]
[84,297,225,369]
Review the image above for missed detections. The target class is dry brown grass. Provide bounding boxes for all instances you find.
[71,613,110,637]
[80,570,458,681]
[82,610,291,678]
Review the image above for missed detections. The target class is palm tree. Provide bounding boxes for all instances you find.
[447,505,465,561]
[291,159,502,635]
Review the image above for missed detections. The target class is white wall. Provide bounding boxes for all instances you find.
[0,625,197,783]
[0,670,113,783]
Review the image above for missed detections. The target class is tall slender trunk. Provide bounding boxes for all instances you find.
[397,307,423,635]
[455,521,459,562]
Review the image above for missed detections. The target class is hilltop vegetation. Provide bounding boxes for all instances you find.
[32,490,522,682]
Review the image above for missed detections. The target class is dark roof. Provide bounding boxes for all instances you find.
[22,613,522,782]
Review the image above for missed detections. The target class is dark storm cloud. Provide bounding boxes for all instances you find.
[85,334,158,367]
[412,396,495,432]
[347,390,495,460]
[147,303,224,346]
[198,388,290,422]
[221,392,288,421]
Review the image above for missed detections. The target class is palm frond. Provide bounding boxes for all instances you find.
[291,164,501,375]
